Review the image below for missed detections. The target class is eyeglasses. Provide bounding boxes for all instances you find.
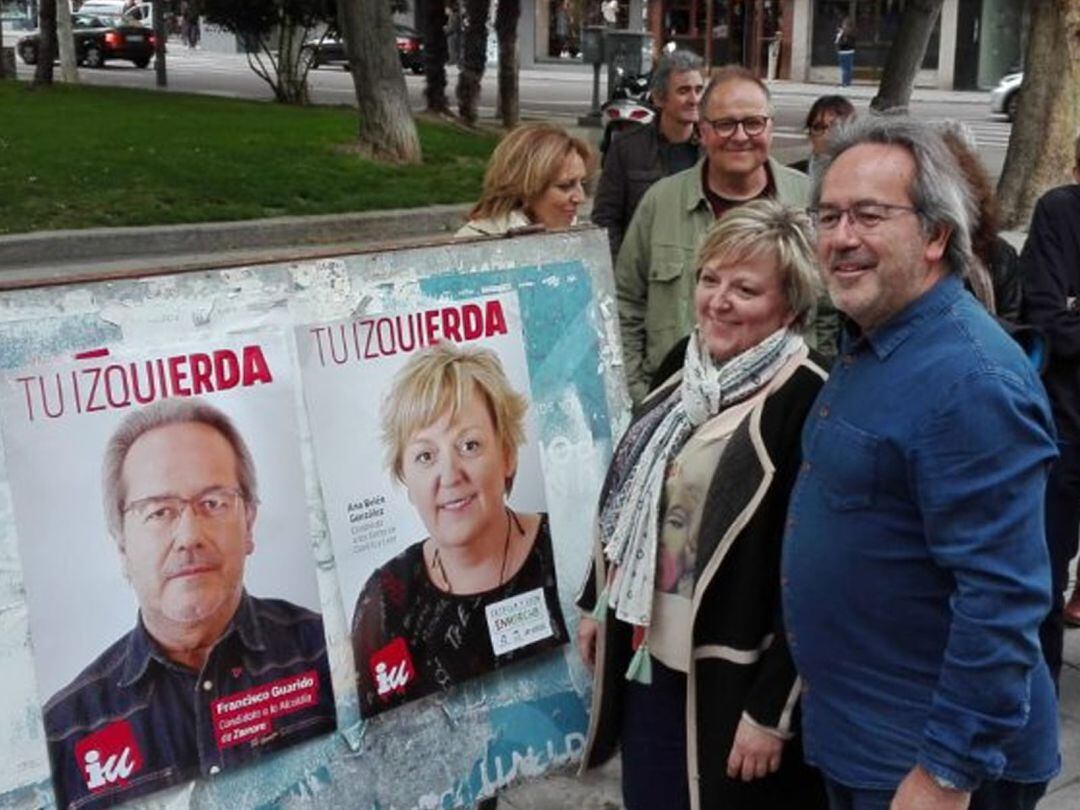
[808,203,921,231]
[123,487,245,532]
[808,122,832,135]
[702,115,771,137]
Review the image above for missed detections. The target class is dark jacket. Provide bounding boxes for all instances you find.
[1021,183,1080,439]
[988,235,1023,322]
[591,119,699,260]
[578,341,828,810]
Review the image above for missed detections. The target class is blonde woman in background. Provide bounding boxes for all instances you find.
[456,123,596,237]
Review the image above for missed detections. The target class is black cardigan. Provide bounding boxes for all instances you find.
[578,343,828,809]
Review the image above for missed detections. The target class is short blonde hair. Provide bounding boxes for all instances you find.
[381,343,528,486]
[469,123,597,222]
[695,199,822,331]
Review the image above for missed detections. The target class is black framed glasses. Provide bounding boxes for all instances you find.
[702,115,772,137]
[808,203,921,232]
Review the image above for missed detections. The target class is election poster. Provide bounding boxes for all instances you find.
[0,332,337,810]
[297,291,570,718]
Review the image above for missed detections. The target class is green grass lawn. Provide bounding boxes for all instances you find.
[0,81,498,235]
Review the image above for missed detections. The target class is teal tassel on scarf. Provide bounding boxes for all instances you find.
[625,643,652,684]
[590,584,609,622]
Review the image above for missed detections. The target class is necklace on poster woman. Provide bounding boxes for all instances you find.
[431,508,524,595]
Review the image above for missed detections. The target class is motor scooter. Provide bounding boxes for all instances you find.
[600,66,654,162]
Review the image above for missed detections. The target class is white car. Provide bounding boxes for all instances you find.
[990,71,1022,121]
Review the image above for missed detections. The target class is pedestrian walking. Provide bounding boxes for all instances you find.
[181,0,200,49]
[835,17,855,87]
[445,2,461,66]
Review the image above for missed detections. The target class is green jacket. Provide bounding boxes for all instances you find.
[614,157,835,403]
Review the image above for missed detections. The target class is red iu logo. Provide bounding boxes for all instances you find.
[74,719,144,793]
[370,637,415,700]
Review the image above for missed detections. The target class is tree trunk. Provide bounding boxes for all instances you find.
[152,0,167,87]
[495,0,519,127]
[56,0,78,83]
[870,0,944,112]
[456,0,489,124]
[275,21,309,104]
[342,0,422,162]
[423,0,449,112]
[998,0,1080,228]
[33,0,56,86]
[0,17,6,81]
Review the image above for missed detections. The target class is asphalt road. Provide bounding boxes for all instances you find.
[7,42,1015,176]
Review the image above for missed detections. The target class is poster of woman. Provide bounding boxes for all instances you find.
[297,292,569,718]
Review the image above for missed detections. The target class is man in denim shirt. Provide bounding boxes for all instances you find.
[44,399,335,810]
[784,117,1059,810]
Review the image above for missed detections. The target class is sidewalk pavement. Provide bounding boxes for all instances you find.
[497,628,1080,809]
[510,62,993,107]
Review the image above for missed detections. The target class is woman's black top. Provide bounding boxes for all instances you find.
[351,514,568,717]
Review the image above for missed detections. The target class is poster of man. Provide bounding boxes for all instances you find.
[0,334,337,810]
[297,292,569,718]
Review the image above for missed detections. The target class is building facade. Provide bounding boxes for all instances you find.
[514,0,1026,90]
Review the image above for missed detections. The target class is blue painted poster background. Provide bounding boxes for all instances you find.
[0,228,628,809]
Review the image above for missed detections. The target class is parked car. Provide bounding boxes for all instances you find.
[17,13,157,68]
[78,0,154,24]
[302,25,424,74]
[990,71,1022,121]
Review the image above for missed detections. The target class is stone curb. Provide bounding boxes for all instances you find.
[0,204,472,270]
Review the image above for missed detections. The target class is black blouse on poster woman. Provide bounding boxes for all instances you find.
[350,513,568,717]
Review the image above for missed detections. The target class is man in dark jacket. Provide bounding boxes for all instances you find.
[1021,131,1080,683]
[591,49,704,260]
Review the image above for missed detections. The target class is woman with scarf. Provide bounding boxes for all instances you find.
[577,199,828,810]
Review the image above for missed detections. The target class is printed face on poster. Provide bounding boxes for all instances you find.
[0,333,337,810]
[297,292,569,718]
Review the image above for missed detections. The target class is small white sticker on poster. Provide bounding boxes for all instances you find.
[485,587,554,657]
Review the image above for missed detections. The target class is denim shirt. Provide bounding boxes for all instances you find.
[783,274,1060,791]
[44,593,336,810]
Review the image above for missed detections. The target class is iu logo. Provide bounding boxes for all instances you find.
[370,637,415,700]
[74,720,144,793]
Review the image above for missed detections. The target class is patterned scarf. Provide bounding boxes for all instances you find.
[600,327,804,632]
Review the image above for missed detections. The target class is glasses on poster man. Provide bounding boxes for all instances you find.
[123,487,246,531]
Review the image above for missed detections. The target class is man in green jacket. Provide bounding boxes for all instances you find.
[615,65,834,403]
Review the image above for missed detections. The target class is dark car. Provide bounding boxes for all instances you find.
[17,13,157,69]
[302,24,424,74]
